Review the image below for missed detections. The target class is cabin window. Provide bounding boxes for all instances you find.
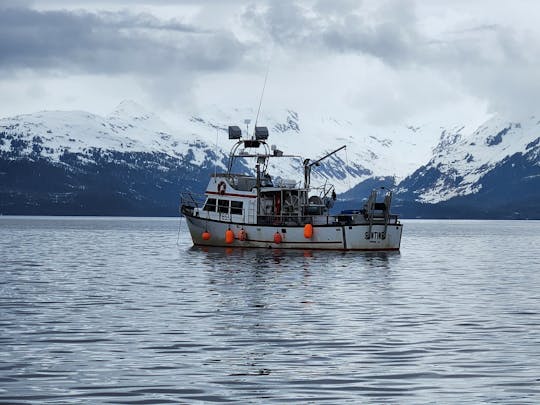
[203,198,216,211]
[217,199,230,213]
[231,201,243,215]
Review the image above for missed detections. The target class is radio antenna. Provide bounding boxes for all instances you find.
[254,62,271,134]
[214,127,219,177]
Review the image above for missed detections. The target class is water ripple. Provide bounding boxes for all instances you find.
[1,217,539,403]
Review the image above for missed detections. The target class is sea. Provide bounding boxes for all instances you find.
[1,217,539,404]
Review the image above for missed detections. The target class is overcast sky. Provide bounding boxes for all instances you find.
[1,0,539,128]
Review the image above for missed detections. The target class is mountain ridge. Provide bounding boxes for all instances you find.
[1,101,539,218]
[396,114,540,202]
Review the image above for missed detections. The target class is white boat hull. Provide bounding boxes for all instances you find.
[185,215,402,251]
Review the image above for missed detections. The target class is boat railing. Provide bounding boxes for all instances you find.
[180,192,206,209]
[257,214,351,226]
[257,212,400,227]
[257,215,317,226]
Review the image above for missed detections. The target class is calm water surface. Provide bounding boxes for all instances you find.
[1,217,539,404]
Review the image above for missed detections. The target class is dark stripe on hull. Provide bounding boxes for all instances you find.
[206,191,257,198]
[192,243,400,252]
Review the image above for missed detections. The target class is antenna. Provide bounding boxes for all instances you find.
[254,62,270,132]
[214,127,219,177]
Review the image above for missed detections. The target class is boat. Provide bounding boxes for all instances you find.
[180,125,402,250]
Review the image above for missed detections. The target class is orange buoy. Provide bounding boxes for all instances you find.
[304,223,313,239]
[238,229,247,241]
[225,229,234,244]
[273,232,282,244]
[202,231,211,240]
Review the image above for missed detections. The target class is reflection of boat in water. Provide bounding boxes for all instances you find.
[181,125,402,251]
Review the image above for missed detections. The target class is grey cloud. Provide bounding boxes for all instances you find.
[2,0,539,121]
[321,17,419,64]
[242,1,532,69]
[242,2,312,48]
[242,1,540,115]
[242,1,421,65]
[0,5,246,75]
[422,24,540,114]
[321,1,420,64]
[313,0,361,15]
[0,0,31,8]
[32,0,246,5]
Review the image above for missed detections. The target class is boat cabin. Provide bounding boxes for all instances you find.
[195,170,333,226]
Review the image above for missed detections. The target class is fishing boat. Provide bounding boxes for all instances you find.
[180,125,402,250]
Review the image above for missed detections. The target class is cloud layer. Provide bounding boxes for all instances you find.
[1,0,539,125]
[0,5,245,75]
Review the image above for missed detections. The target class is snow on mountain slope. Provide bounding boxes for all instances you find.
[0,100,226,170]
[4,101,539,217]
[398,114,540,203]
[1,100,471,194]
[184,105,460,192]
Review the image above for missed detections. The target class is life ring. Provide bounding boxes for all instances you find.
[217,181,227,195]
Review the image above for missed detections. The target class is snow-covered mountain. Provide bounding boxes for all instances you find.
[0,100,448,193]
[396,114,540,218]
[0,100,224,169]
[1,100,538,217]
[0,101,233,215]
[183,105,455,192]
